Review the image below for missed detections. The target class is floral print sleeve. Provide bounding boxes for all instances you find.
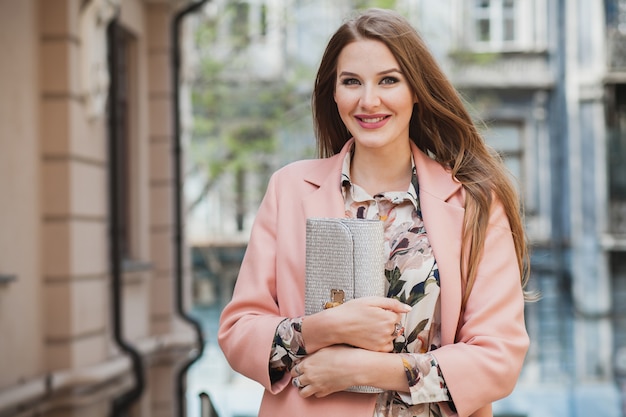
[399,353,450,403]
[269,317,307,383]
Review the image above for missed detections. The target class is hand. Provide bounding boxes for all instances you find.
[290,345,369,398]
[320,296,410,352]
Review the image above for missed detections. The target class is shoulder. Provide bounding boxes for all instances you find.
[277,155,338,174]
[271,154,341,187]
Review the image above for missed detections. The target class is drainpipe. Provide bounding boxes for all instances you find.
[107,16,145,417]
[172,2,209,417]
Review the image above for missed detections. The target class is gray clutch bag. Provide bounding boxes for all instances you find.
[305,217,386,394]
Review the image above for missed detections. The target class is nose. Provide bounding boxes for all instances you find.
[360,85,381,109]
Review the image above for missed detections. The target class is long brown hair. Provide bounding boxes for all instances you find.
[312,8,531,308]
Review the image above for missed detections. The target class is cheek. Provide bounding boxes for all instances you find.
[394,92,416,114]
[333,95,348,116]
[333,90,357,115]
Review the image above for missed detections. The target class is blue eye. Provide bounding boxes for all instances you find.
[341,78,360,85]
[381,76,399,85]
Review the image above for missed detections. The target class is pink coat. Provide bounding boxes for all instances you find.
[218,139,529,417]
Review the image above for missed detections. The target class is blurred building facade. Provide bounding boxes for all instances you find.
[428,2,625,416]
[0,0,205,416]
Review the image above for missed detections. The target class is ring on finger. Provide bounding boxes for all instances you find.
[391,322,404,337]
[292,377,305,389]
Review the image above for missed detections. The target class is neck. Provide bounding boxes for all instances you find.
[350,142,413,195]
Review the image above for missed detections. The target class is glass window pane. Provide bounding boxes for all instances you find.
[504,17,516,41]
[477,19,490,41]
[476,0,490,8]
[260,4,268,37]
[485,124,522,152]
[230,2,250,47]
[503,156,521,181]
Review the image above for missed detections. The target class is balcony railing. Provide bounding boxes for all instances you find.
[447,51,554,89]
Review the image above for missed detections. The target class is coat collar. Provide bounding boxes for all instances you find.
[302,138,462,202]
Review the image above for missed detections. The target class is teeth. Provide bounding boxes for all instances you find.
[361,116,385,123]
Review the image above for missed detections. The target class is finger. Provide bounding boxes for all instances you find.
[381,298,412,313]
[360,296,412,313]
[298,384,314,398]
[290,362,303,378]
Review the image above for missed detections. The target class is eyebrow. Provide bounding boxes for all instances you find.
[338,68,402,77]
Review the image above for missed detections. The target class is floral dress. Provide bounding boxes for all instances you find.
[269,149,456,416]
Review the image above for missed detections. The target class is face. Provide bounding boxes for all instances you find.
[334,39,416,154]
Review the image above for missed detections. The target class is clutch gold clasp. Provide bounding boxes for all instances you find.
[324,289,345,309]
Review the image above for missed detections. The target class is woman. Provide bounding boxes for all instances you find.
[218,8,530,417]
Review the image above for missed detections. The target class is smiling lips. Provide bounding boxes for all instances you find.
[355,114,390,128]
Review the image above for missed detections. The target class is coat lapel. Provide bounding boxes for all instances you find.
[301,141,353,220]
[411,143,465,345]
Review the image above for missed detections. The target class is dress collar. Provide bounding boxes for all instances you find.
[339,143,420,210]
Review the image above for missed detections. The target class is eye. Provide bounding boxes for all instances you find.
[380,76,399,85]
[340,78,361,86]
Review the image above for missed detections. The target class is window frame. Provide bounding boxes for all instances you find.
[462,0,544,53]
[111,25,139,262]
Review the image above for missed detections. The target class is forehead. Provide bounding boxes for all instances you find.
[336,39,400,73]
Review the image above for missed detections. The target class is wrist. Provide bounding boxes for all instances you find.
[301,308,339,353]
[357,350,408,391]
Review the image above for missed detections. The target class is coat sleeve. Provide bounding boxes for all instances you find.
[431,198,530,417]
[217,171,291,393]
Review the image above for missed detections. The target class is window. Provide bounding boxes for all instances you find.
[229,1,250,49]
[483,121,525,190]
[260,3,268,37]
[471,0,520,49]
[607,84,626,235]
[110,25,137,260]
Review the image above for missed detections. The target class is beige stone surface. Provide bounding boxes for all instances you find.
[41,99,72,154]
[40,39,79,95]
[42,221,71,277]
[0,0,196,413]
[148,98,173,137]
[149,139,173,183]
[42,160,71,215]
[73,278,108,335]
[0,0,44,389]
[39,0,80,38]
[150,184,174,227]
[145,3,171,51]
[70,220,108,275]
[41,98,107,161]
[150,275,174,317]
[44,282,73,338]
[148,52,172,95]
[44,278,107,338]
[46,331,107,371]
[149,229,174,271]
[122,272,150,340]
[70,160,107,217]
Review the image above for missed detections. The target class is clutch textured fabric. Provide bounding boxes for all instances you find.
[304,217,386,394]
